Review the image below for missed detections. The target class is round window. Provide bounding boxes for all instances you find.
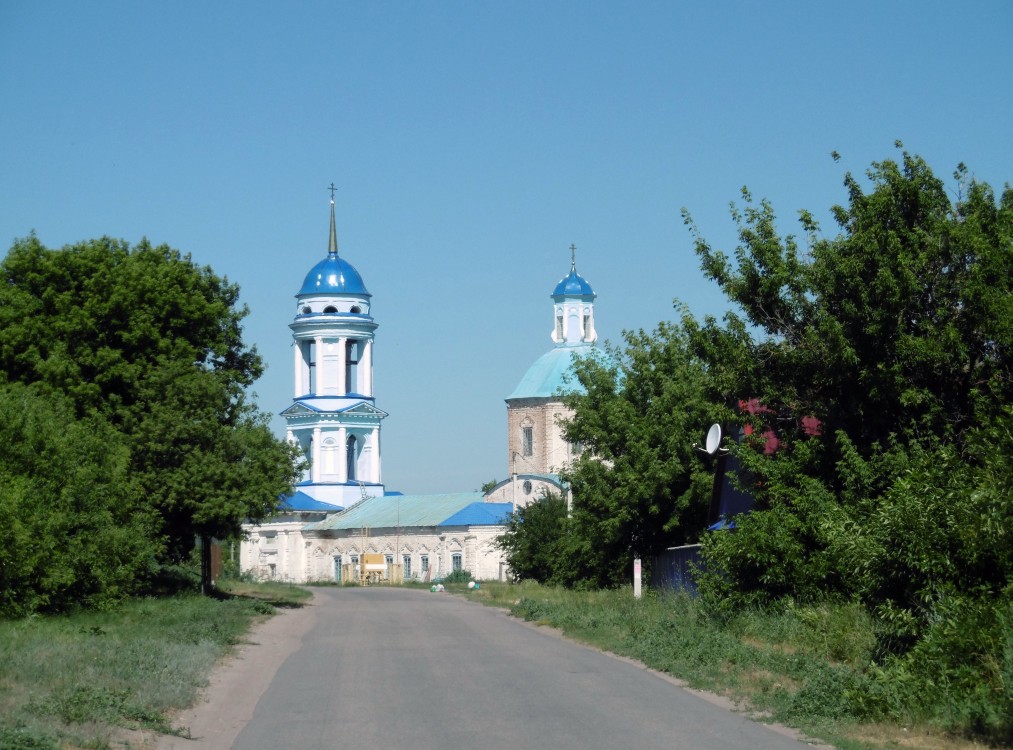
[522,480,533,495]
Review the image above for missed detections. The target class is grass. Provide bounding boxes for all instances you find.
[451,581,1005,750]
[0,581,309,750]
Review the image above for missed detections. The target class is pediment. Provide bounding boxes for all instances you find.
[280,402,317,416]
[341,402,389,418]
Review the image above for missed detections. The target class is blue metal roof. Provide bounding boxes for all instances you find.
[298,253,371,297]
[552,267,595,299]
[279,491,343,512]
[507,345,594,400]
[439,502,513,526]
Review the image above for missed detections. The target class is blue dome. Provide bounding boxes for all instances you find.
[552,267,595,299]
[298,254,371,297]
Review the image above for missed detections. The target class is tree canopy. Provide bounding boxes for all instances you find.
[681,147,1012,612]
[0,236,299,613]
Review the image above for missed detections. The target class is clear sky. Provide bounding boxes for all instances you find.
[2,1,1011,494]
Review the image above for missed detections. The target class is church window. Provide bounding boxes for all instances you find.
[345,339,359,393]
[555,314,563,339]
[452,553,462,572]
[306,341,316,394]
[301,305,312,315]
[523,480,533,495]
[385,555,393,577]
[403,555,411,578]
[522,426,533,457]
[346,434,357,481]
[350,305,361,314]
[323,305,337,313]
[421,555,429,573]
[583,313,591,338]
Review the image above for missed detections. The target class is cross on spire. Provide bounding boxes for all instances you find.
[328,182,338,202]
[570,243,577,271]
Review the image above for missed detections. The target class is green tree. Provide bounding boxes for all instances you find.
[559,316,718,588]
[496,492,570,583]
[0,383,156,616]
[683,147,1013,609]
[0,236,300,600]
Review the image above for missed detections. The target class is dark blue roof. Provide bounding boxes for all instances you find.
[280,491,343,512]
[552,267,595,299]
[439,502,513,526]
[298,253,370,297]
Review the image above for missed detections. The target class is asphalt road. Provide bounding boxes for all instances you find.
[225,587,818,750]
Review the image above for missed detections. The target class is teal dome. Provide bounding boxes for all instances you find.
[506,345,594,400]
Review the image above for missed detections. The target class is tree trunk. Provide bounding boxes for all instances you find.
[200,533,213,595]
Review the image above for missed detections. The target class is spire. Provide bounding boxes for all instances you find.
[570,243,577,272]
[328,183,338,257]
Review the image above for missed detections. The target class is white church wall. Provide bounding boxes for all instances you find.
[241,523,510,583]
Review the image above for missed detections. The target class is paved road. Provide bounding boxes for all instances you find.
[225,587,818,750]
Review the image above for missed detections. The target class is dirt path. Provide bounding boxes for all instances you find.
[151,598,318,749]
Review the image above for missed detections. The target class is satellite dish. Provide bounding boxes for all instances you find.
[704,423,722,455]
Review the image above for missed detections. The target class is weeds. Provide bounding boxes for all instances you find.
[0,585,307,749]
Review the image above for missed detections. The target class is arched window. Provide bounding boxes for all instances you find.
[323,305,338,314]
[301,305,312,315]
[350,305,361,314]
[346,434,357,481]
[522,426,533,457]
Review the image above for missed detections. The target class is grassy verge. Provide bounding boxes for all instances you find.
[451,581,1002,750]
[0,581,309,750]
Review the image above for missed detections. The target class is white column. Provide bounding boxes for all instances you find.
[337,427,348,482]
[293,341,303,398]
[361,340,373,396]
[311,426,321,483]
[363,428,375,483]
[371,427,381,483]
[336,336,347,395]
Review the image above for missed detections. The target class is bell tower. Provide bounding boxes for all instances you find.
[550,244,597,347]
[281,193,387,507]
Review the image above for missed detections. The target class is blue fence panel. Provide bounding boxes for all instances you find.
[650,544,703,595]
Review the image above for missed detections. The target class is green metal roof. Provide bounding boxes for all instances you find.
[306,492,485,531]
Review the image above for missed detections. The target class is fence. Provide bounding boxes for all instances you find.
[650,544,702,595]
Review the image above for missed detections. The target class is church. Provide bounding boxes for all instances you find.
[239,199,600,583]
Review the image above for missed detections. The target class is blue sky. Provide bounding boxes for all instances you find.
[2,1,1011,493]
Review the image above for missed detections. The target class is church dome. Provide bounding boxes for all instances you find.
[298,254,370,297]
[506,345,593,400]
[552,266,595,299]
